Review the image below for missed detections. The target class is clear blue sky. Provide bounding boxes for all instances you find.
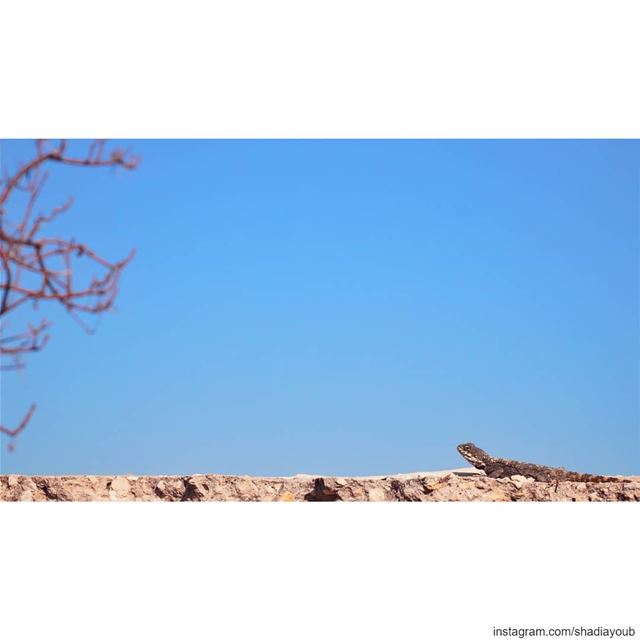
[1,140,638,476]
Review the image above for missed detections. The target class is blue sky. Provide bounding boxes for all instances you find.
[0,140,638,476]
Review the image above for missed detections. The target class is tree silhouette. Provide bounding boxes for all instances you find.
[0,140,138,450]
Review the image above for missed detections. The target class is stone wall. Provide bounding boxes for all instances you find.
[2,471,639,501]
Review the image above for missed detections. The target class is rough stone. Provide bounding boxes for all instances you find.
[1,471,638,502]
[108,477,131,500]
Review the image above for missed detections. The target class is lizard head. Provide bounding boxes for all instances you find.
[456,443,490,469]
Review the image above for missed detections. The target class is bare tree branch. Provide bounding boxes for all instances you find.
[0,404,36,452]
[0,139,138,450]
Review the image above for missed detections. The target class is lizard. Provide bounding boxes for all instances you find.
[456,442,628,483]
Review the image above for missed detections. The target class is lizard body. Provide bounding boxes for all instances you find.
[457,443,627,483]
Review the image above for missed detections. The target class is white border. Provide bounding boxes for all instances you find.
[0,503,638,639]
[0,0,638,137]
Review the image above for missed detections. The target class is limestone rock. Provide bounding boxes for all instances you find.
[1,471,638,502]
